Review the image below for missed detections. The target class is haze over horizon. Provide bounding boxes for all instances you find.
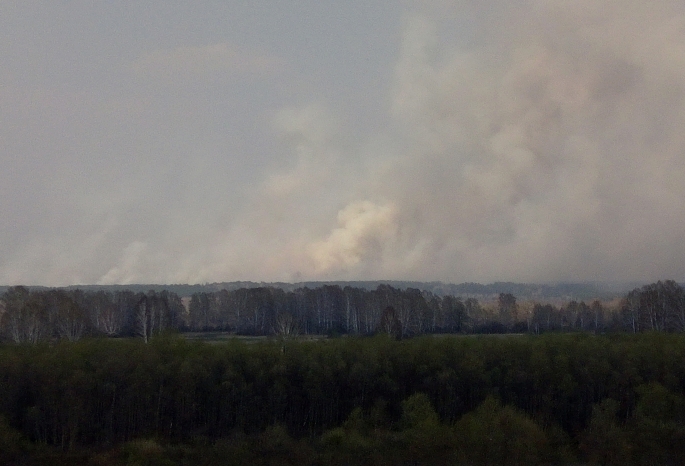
[2,1,685,287]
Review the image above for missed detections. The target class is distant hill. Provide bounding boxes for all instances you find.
[0,280,640,302]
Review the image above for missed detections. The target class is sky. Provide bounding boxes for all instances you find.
[1,1,685,286]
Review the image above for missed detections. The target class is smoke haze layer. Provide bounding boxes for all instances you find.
[0,1,684,285]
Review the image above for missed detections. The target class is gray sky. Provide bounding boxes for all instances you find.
[1,1,685,286]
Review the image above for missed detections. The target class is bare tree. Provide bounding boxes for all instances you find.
[274,311,299,338]
[378,306,401,339]
[135,293,151,343]
[99,299,123,336]
[1,287,49,344]
[590,300,605,334]
[49,291,86,341]
[87,291,122,336]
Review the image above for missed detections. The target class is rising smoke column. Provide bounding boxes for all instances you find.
[299,1,685,283]
[22,1,685,285]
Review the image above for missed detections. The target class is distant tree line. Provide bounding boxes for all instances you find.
[7,280,610,302]
[0,287,185,344]
[1,280,685,343]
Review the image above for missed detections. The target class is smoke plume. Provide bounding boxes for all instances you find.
[289,1,685,283]
[2,1,685,285]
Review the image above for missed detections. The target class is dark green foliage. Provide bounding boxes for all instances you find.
[627,382,685,465]
[0,414,28,463]
[453,396,550,465]
[580,398,632,465]
[2,333,685,463]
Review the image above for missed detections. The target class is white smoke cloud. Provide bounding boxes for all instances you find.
[264,103,340,197]
[307,201,398,275]
[292,1,685,283]
[2,1,685,285]
[98,241,148,285]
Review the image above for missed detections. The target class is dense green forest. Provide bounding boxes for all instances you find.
[2,333,685,464]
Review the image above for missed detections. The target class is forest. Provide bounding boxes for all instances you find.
[1,280,684,343]
[1,333,685,464]
[2,280,685,464]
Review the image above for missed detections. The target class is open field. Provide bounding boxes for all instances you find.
[180,331,328,344]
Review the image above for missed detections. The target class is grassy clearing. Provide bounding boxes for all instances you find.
[180,332,328,344]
